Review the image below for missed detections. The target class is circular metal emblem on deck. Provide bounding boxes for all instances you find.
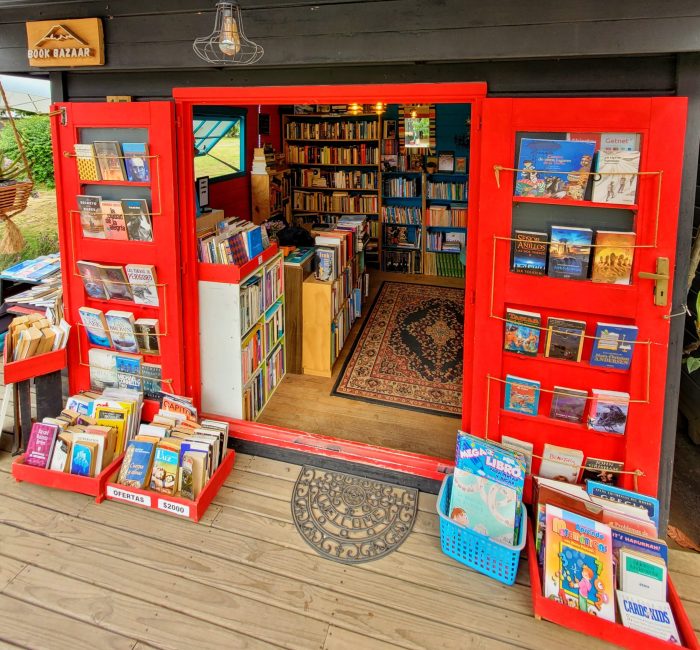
[291,466,418,564]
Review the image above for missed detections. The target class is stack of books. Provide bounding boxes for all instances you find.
[197,216,269,266]
[6,313,70,361]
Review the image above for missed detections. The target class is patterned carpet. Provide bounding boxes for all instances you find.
[332,281,464,416]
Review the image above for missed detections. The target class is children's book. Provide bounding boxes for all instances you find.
[544,505,615,622]
[515,138,596,200]
[589,322,638,370]
[500,435,533,474]
[450,432,526,545]
[586,481,660,529]
[539,443,584,484]
[588,389,629,434]
[284,247,315,266]
[581,457,623,486]
[616,591,680,645]
[121,199,153,242]
[591,231,636,284]
[76,195,105,239]
[101,200,129,240]
[503,308,541,356]
[592,150,641,205]
[510,230,548,275]
[548,226,593,279]
[619,548,667,601]
[611,527,668,567]
[121,142,150,182]
[544,317,586,362]
[504,374,540,416]
[549,386,588,423]
[78,306,112,348]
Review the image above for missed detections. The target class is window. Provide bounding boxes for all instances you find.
[192,107,246,182]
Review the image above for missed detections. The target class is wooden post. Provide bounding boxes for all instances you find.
[35,370,63,422]
[17,379,32,453]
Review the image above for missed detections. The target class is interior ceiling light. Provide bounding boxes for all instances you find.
[193,2,264,65]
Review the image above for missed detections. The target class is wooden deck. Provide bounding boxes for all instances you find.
[0,452,698,649]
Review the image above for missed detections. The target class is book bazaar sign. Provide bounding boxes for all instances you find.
[25,18,104,67]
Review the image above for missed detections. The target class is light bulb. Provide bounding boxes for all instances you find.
[410,108,417,119]
[219,7,241,56]
[349,102,361,115]
[375,102,385,114]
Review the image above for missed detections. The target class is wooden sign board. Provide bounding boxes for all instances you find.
[26,18,104,68]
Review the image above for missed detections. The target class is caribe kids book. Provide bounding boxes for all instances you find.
[544,505,615,622]
[450,431,526,545]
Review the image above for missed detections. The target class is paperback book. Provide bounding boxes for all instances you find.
[101,264,134,301]
[500,435,534,474]
[76,195,105,238]
[539,443,584,484]
[88,348,118,391]
[616,591,680,645]
[73,143,101,181]
[587,481,659,529]
[122,142,150,182]
[591,231,636,284]
[121,199,153,242]
[588,389,630,434]
[78,306,112,348]
[581,457,623,486]
[548,226,593,280]
[549,386,588,423]
[101,200,129,240]
[510,230,548,275]
[77,261,109,300]
[142,363,163,402]
[592,150,641,205]
[589,322,638,370]
[125,264,158,306]
[117,439,155,488]
[70,440,98,476]
[105,310,139,354]
[619,548,667,601]
[503,308,541,356]
[25,422,59,468]
[544,317,586,362]
[504,375,540,416]
[116,354,142,391]
[93,141,126,181]
[134,318,160,355]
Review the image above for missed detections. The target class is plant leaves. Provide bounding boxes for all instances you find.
[686,356,700,374]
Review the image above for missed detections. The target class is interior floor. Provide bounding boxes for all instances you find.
[258,270,465,459]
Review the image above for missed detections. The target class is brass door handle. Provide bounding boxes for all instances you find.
[638,271,669,281]
[638,257,669,306]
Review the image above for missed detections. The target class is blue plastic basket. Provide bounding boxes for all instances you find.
[436,474,527,585]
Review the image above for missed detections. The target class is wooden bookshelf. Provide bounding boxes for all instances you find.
[251,168,291,225]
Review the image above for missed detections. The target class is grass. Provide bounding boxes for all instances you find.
[193,137,243,179]
[0,187,59,270]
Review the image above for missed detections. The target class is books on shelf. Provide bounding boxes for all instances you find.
[503,308,541,356]
[6,312,69,361]
[101,200,129,240]
[134,318,160,355]
[581,457,624,486]
[122,143,150,183]
[384,224,421,250]
[286,144,378,165]
[291,167,377,190]
[93,141,127,181]
[544,317,585,362]
[383,176,419,198]
[77,260,159,305]
[381,205,422,225]
[548,226,593,280]
[382,249,421,274]
[293,189,377,213]
[549,386,588,423]
[74,144,101,181]
[591,231,635,284]
[285,119,378,140]
[426,180,467,201]
[539,443,584,483]
[510,230,547,275]
[592,150,641,205]
[126,264,159,306]
[122,199,153,242]
[197,218,272,266]
[76,195,105,238]
[426,205,467,228]
[589,322,638,370]
[588,389,630,434]
[105,310,139,354]
[78,306,112,348]
[503,374,540,416]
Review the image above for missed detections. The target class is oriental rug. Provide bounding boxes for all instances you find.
[332,281,464,416]
[291,466,417,564]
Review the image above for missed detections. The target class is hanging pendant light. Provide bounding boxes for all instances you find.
[193,2,264,65]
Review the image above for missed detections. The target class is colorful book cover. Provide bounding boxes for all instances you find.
[100,264,134,302]
[117,439,155,488]
[105,310,139,353]
[539,444,584,484]
[101,200,129,240]
[581,457,623,486]
[116,354,142,391]
[588,389,629,434]
[545,317,586,362]
[548,226,593,280]
[450,432,526,545]
[246,226,265,258]
[125,264,159,306]
[88,348,118,391]
[504,308,541,356]
[589,322,638,370]
[549,386,588,423]
[592,150,641,205]
[121,142,150,182]
[315,247,335,281]
[515,138,596,200]
[134,318,160,355]
[616,591,680,645]
[150,445,179,494]
[544,505,615,622]
[510,230,548,275]
[74,143,101,181]
[25,422,59,468]
[95,406,128,456]
[69,440,97,476]
[504,374,540,416]
[229,233,249,265]
[76,195,105,239]
[611,528,668,566]
[93,141,126,181]
[142,363,163,402]
[121,199,153,242]
[591,231,635,285]
[284,247,315,266]
[77,261,109,300]
[78,306,112,348]
[500,435,533,474]
[587,481,659,529]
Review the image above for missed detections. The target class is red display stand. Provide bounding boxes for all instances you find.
[526,526,699,649]
[11,453,124,503]
[103,449,235,522]
[2,347,67,385]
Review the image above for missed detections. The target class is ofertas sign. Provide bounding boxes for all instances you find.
[26,18,104,68]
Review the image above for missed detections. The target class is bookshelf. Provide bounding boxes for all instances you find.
[251,168,291,225]
[302,250,366,377]
[198,250,285,420]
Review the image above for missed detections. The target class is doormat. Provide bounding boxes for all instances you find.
[332,281,464,416]
[291,466,418,564]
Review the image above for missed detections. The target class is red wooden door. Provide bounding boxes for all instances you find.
[468,97,687,497]
[51,102,185,418]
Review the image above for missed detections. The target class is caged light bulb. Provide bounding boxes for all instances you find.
[219,7,241,56]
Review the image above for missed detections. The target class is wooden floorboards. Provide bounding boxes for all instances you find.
[259,271,465,459]
[1,451,699,649]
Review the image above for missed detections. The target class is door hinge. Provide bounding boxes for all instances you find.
[638,257,670,307]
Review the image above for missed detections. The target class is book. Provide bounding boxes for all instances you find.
[591,231,635,284]
[315,246,336,281]
[612,528,668,567]
[121,199,153,242]
[589,322,638,370]
[125,264,159,306]
[544,317,586,362]
[77,261,109,300]
[587,481,659,529]
[105,310,139,353]
[93,141,126,181]
[70,440,98,476]
[504,374,540,416]
[616,591,680,644]
[74,143,101,181]
[500,435,533,474]
[180,450,207,500]
[620,548,667,601]
[88,348,118,391]
[142,363,163,402]
[548,226,593,279]
[25,422,59,468]
[600,133,641,152]
[72,431,107,473]
[116,353,142,391]
[95,405,129,456]
[134,318,160,355]
[592,150,641,205]
[100,264,134,301]
[510,230,547,275]
[450,431,526,545]
[515,138,596,200]
[581,457,623,486]
[101,200,129,240]
[588,389,630,434]
[150,444,179,494]
[48,433,72,472]
[539,443,584,483]
[284,247,315,266]
[117,439,155,488]
[78,306,112,348]
[549,386,588,423]
[504,308,541,356]
[76,195,105,238]
[246,226,265,258]
[544,505,615,621]
[121,142,150,182]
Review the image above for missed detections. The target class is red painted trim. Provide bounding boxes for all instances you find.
[2,346,67,384]
[197,243,279,283]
